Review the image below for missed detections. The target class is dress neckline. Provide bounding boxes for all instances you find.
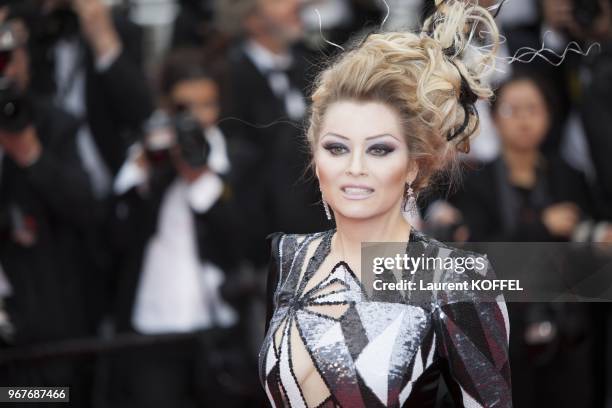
[310,225,420,285]
[292,226,422,298]
[325,224,420,260]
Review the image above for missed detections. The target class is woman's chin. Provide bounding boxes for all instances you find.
[333,205,381,221]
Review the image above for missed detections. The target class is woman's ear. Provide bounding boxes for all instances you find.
[406,161,419,185]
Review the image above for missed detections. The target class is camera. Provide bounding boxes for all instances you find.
[174,111,211,168]
[142,110,211,169]
[0,24,32,133]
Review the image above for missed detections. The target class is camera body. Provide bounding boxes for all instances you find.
[174,112,211,168]
[142,110,211,170]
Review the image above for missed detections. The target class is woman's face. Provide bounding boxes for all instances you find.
[494,79,550,151]
[314,100,415,221]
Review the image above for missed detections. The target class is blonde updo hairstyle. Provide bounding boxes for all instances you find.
[307,0,500,193]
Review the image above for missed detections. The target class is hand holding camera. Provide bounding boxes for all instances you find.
[142,110,212,184]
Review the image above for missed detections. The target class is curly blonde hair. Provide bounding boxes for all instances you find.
[307,0,500,192]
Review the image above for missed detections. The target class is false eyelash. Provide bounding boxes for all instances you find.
[369,144,396,155]
[322,143,347,154]
[216,116,302,130]
[504,32,601,66]
[314,9,345,52]
[380,0,390,30]
[312,0,600,83]
[467,31,599,80]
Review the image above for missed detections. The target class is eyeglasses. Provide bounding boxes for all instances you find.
[497,102,546,119]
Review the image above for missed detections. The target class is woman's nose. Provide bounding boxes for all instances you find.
[346,149,367,176]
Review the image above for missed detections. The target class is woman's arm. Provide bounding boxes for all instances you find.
[265,232,284,334]
[433,257,513,407]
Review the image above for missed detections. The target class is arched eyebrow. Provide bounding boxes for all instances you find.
[322,132,401,142]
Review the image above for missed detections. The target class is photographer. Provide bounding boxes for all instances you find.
[5,0,156,334]
[106,49,257,408]
[0,13,95,403]
[19,0,154,188]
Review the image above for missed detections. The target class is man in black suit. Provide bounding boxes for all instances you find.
[14,0,154,331]
[26,0,153,186]
[0,16,95,404]
[217,0,329,267]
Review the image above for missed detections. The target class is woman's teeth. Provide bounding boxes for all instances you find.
[342,187,374,198]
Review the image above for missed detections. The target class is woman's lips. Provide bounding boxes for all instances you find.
[341,186,374,200]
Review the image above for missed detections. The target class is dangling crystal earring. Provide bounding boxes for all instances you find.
[322,199,332,221]
[402,182,418,218]
[320,189,332,221]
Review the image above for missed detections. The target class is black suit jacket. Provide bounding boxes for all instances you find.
[0,99,95,344]
[84,13,153,174]
[220,43,328,267]
[30,10,154,175]
[449,154,595,242]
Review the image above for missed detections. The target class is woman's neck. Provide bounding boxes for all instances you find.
[332,209,412,269]
[502,146,540,188]
[502,146,539,172]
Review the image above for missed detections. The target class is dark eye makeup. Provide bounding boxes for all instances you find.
[321,141,396,157]
[368,143,395,156]
[322,142,348,155]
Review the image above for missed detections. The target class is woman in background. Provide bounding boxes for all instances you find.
[451,73,604,408]
[450,73,600,243]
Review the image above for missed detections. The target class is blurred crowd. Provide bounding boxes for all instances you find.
[0,0,611,407]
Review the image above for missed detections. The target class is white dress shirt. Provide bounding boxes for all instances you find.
[131,175,237,334]
[117,126,238,334]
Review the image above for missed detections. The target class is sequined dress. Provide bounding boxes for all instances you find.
[259,228,512,408]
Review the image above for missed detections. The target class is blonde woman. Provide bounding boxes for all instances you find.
[259,1,512,407]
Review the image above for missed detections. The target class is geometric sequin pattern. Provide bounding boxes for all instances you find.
[259,228,512,407]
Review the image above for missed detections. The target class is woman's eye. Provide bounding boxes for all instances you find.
[323,143,348,155]
[368,144,395,156]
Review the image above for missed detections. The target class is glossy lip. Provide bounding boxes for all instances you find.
[340,184,375,200]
